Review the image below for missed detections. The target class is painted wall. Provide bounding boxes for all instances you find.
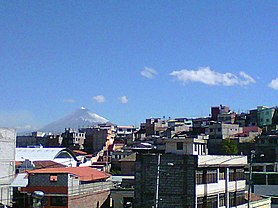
[0,128,16,206]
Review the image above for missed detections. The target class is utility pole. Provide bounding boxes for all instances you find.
[155,154,161,208]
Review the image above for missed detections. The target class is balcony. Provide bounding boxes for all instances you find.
[196,180,246,196]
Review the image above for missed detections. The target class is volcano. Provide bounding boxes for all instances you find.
[40,107,109,133]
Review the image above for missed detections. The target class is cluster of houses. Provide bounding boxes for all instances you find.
[1,104,278,207]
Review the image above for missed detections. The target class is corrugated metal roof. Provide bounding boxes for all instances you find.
[10,173,28,187]
[15,147,74,161]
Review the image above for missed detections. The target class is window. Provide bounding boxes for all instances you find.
[268,174,278,185]
[196,170,204,184]
[231,191,245,206]
[197,197,204,208]
[229,192,235,207]
[206,169,217,183]
[253,174,266,185]
[219,193,226,207]
[219,168,225,180]
[50,175,58,182]
[203,145,206,153]
[206,195,218,208]
[51,196,67,206]
[266,165,274,172]
[229,168,236,181]
[236,168,245,180]
[177,142,183,150]
[197,195,218,208]
[210,129,213,133]
[194,144,197,151]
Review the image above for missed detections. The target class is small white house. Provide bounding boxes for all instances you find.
[165,134,209,155]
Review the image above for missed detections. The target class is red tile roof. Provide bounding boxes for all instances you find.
[243,126,262,134]
[15,161,22,166]
[33,160,66,169]
[73,150,88,155]
[245,193,264,202]
[28,166,111,181]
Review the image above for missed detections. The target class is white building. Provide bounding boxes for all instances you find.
[117,126,136,137]
[135,135,271,208]
[165,134,208,155]
[0,128,16,207]
[205,122,243,139]
[16,147,78,167]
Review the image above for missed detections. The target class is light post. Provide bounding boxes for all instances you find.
[247,150,255,208]
[247,150,264,208]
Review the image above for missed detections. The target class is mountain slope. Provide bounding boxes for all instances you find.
[40,107,109,133]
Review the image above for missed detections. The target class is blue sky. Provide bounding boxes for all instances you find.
[0,1,277,131]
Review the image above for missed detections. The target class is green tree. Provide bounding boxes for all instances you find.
[222,139,238,155]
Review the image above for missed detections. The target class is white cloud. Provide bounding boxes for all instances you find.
[239,72,256,85]
[141,67,157,79]
[268,78,278,90]
[170,67,256,86]
[119,96,128,104]
[63,98,76,103]
[92,95,106,103]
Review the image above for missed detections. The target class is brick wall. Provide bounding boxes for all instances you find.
[135,153,197,208]
[68,190,110,208]
[29,173,68,187]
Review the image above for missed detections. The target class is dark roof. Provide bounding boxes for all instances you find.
[119,153,136,162]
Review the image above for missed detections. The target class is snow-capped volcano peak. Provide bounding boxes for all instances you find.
[40,108,109,133]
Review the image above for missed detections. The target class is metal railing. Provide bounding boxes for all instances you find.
[68,181,113,196]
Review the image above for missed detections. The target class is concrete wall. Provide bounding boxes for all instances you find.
[250,197,272,208]
[120,161,135,175]
[0,128,16,206]
[254,185,278,196]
